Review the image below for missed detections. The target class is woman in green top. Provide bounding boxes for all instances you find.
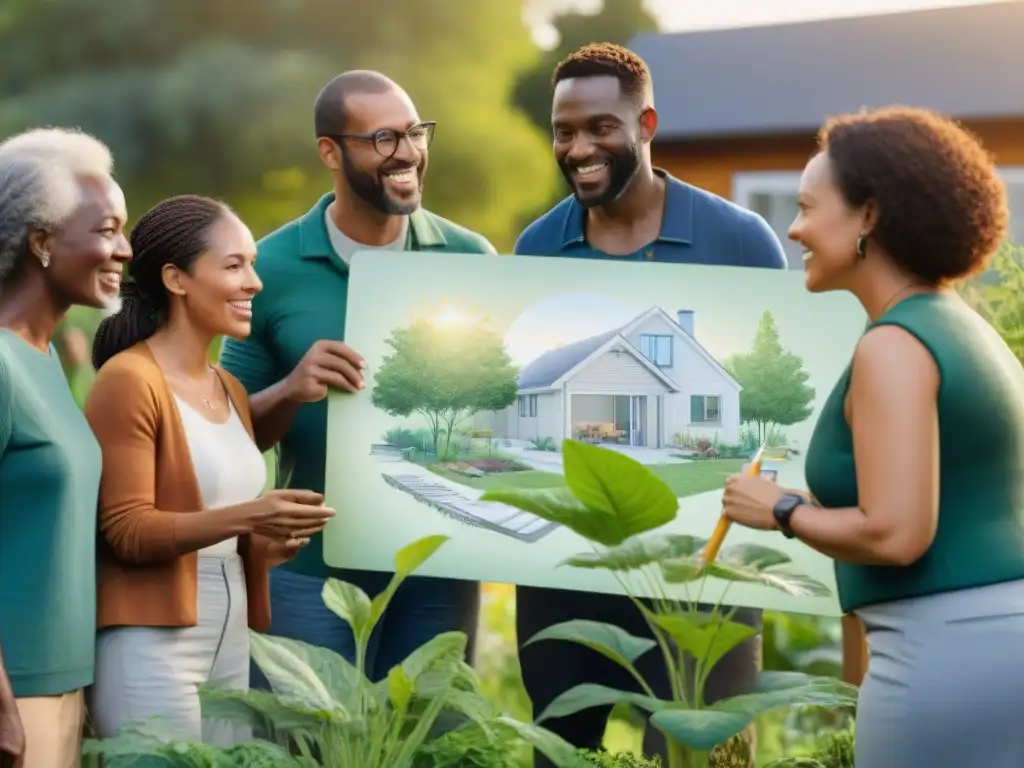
[0,127,132,768]
[721,106,1024,766]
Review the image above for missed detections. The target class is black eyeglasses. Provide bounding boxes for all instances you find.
[324,121,436,159]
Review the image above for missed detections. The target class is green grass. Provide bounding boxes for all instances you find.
[428,459,747,499]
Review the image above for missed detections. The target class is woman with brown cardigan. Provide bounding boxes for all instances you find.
[83,195,334,745]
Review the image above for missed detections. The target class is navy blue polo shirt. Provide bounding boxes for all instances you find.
[514,169,787,267]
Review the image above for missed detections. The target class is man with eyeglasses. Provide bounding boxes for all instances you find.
[221,69,494,685]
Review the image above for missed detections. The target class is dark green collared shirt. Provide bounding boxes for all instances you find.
[220,192,495,577]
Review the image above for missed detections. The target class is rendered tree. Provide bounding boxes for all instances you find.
[372,320,518,457]
[725,311,815,443]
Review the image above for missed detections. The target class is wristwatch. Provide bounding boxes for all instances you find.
[773,494,805,539]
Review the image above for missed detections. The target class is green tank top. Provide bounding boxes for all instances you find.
[805,292,1024,612]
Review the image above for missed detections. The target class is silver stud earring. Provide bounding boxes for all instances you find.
[39,253,50,268]
[855,236,867,258]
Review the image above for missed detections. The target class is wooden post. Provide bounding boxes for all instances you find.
[841,613,868,686]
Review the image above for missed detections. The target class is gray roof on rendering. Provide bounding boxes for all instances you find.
[517,327,621,389]
[628,1,1024,140]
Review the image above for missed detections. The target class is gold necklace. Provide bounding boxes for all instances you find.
[182,368,220,410]
[879,282,927,317]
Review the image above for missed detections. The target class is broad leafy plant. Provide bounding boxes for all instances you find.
[481,440,857,768]
[84,535,592,768]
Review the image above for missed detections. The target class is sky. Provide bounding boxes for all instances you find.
[526,0,1005,46]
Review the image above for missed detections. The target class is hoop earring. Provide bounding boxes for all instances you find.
[39,252,50,268]
[855,236,867,259]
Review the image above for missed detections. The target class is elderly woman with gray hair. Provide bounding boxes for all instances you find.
[0,127,130,768]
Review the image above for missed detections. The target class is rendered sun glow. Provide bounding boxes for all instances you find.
[414,296,490,328]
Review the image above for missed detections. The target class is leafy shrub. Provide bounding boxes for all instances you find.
[483,440,858,768]
[578,749,663,767]
[385,427,433,451]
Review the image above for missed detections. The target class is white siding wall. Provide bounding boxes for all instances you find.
[624,315,740,445]
[567,347,668,394]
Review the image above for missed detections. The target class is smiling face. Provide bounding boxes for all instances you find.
[163,212,261,340]
[552,75,650,208]
[321,87,429,215]
[37,174,131,310]
[789,151,872,293]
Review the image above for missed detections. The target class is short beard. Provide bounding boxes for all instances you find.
[342,152,423,215]
[562,142,641,209]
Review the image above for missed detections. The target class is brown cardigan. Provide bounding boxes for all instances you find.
[84,342,271,632]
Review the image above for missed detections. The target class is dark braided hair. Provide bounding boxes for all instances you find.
[92,194,232,370]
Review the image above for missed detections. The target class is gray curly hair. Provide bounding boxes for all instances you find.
[0,127,115,285]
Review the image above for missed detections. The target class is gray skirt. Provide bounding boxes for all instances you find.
[855,578,1024,767]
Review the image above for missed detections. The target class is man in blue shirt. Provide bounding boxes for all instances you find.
[514,43,787,766]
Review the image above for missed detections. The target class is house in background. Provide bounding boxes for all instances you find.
[479,307,741,449]
[629,0,1024,268]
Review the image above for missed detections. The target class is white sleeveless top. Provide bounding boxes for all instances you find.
[174,396,267,557]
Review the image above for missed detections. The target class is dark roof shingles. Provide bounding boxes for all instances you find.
[629,1,1024,139]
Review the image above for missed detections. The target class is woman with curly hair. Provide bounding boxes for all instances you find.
[720,106,1024,766]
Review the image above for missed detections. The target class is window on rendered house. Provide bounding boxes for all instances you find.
[639,334,673,367]
[690,395,721,424]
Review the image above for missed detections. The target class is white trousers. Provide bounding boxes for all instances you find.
[89,554,251,746]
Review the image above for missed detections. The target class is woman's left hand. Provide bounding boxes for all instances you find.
[722,473,785,531]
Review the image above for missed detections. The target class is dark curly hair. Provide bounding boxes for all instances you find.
[819,106,1008,284]
[552,42,652,106]
[92,195,233,370]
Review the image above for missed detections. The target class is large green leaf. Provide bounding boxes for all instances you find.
[562,440,678,538]
[369,535,450,637]
[525,619,657,675]
[322,579,373,640]
[650,672,857,750]
[495,718,600,768]
[199,684,336,735]
[648,611,757,687]
[661,542,832,598]
[648,708,754,751]
[480,486,629,547]
[394,631,474,699]
[563,534,708,571]
[249,632,337,711]
[535,683,672,723]
[244,630,364,706]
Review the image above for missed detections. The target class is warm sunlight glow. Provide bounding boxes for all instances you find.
[414,296,491,329]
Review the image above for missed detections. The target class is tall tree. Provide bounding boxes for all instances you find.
[372,320,519,456]
[725,312,815,442]
[0,0,557,250]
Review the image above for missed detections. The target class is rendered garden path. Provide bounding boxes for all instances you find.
[371,444,559,541]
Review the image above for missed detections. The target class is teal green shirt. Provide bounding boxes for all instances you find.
[0,331,101,696]
[220,193,496,577]
[805,293,1024,613]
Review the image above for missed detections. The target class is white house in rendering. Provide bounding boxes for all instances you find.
[479,307,742,449]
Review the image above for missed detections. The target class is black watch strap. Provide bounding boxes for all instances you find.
[773,493,804,539]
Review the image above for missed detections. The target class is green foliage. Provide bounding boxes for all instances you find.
[89,535,594,768]
[958,242,1024,363]
[481,440,857,768]
[372,320,519,456]
[0,0,557,248]
[578,748,664,767]
[763,725,854,768]
[81,718,318,766]
[724,312,814,443]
